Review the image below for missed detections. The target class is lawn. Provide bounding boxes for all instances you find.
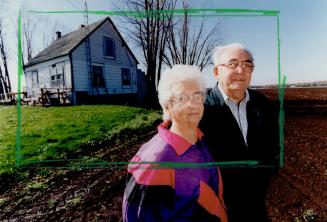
[0,105,161,174]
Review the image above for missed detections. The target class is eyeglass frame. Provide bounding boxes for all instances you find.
[170,91,206,105]
[217,59,255,72]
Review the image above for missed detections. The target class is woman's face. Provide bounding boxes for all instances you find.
[166,80,204,127]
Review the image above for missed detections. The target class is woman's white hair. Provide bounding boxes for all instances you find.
[212,43,254,66]
[158,64,206,120]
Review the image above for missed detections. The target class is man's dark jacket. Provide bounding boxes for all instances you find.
[199,85,279,222]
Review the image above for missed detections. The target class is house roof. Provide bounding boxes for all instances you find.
[24,17,138,68]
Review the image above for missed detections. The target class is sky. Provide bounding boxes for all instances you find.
[3,0,327,91]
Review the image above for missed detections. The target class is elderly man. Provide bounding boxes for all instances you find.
[199,43,279,222]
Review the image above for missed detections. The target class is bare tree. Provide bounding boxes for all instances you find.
[39,18,67,49]
[0,1,11,97]
[0,21,11,93]
[19,3,40,65]
[163,1,223,71]
[22,15,35,64]
[118,0,223,106]
[119,0,176,106]
[20,5,67,65]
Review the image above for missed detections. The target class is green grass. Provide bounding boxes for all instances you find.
[0,105,161,174]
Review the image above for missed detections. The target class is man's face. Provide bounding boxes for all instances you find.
[214,48,253,93]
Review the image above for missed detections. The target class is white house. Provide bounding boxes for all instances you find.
[24,17,141,105]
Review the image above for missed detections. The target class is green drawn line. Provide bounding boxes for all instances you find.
[26,8,280,14]
[278,76,286,168]
[16,8,284,170]
[26,8,279,17]
[21,165,278,170]
[276,14,286,168]
[23,160,260,166]
[16,10,23,166]
[277,15,281,86]
[21,160,279,169]
[159,8,279,14]
[173,14,277,17]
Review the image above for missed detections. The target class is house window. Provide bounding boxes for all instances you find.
[31,70,38,86]
[103,37,115,58]
[51,64,64,87]
[121,68,131,87]
[92,66,105,87]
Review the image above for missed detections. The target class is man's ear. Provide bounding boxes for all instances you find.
[213,66,219,80]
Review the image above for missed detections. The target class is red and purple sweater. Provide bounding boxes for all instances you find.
[122,122,227,222]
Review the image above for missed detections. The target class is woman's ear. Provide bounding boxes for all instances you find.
[164,105,171,115]
[163,106,172,121]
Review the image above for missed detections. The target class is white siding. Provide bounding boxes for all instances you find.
[24,56,71,98]
[71,20,138,94]
[71,41,89,92]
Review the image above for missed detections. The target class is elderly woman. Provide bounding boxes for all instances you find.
[122,65,227,222]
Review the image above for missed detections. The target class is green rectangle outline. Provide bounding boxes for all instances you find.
[16,8,285,169]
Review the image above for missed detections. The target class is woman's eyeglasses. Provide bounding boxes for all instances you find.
[171,91,206,105]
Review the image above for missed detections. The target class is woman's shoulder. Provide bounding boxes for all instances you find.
[133,133,176,163]
[127,134,177,188]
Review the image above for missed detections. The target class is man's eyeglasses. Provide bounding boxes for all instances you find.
[171,91,206,105]
[218,60,254,72]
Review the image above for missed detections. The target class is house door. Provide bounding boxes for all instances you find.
[92,65,105,88]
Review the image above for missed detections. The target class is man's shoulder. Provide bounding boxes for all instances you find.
[204,87,270,106]
[205,87,224,107]
[248,88,269,103]
[247,89,279,116]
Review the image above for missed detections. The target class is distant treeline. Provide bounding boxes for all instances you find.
[251,80,327,89]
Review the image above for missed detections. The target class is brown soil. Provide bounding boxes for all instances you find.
[256,87,327,101]
[266,114,327,222]
[0,132,157,222]
[1,89,326,222]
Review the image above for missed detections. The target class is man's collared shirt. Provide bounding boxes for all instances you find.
[218,84,249,144]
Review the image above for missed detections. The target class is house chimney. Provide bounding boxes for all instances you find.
[56,31,61,39]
